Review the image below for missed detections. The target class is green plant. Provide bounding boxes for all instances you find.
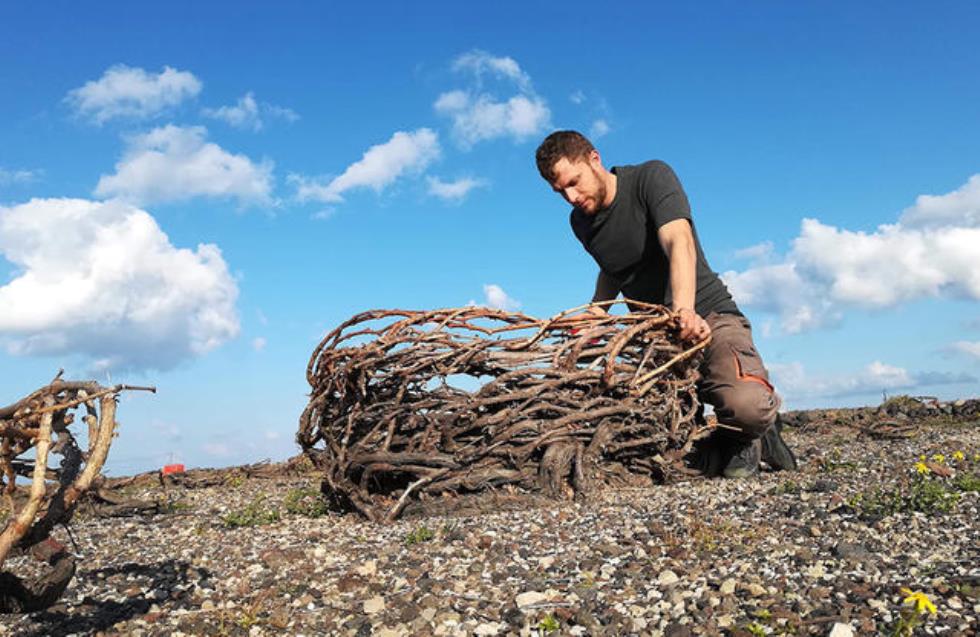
[538,614,560,633]
[819,448,858,473]
[163,498,193,513]
[953,471,980,492]
[404,525,435,545]
[283,487,329,517]
[441,519,459,535]
[773,480,802,495]
[224,473,246,488]
[222,496,281,528]
[743,621,767,637]
[849,474,960,519]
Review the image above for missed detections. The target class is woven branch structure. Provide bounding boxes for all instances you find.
[0,374,153,612]
[298,301,712,523]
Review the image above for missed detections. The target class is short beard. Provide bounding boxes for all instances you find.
[591,166,608,211]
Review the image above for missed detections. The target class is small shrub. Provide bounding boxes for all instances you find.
[223,496,280,528]
[743,621,767,637]
[538,614,560,634]
[773,479,802,495]
[849,475,960,520]
[819,448,858,473]
[953,471,980,493]
[404,525,435,545]
[283,487,329,518]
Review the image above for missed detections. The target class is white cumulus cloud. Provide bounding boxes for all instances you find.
[0,198,239,371]
[468,284,521,311]
[66,65,202,124]
[290,128,439,204]
[94,125,274,206]
[0,168,39,185]
[202,92,299,131]
[590,119,611,138]
[452,50,532,91]
[770,360,974,405]
[426,176,487,202]
[723,174,980,334]
[952,340,980,360]
[435,50,551,148]
[900,174,980,228]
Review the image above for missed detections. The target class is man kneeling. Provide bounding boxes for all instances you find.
[535,130,797,477]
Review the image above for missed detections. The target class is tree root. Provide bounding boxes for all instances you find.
[298,300,712,522]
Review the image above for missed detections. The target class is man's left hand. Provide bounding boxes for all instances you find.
[675,307,711,342]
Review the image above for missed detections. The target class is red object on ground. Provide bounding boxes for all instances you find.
[162,463,185,475]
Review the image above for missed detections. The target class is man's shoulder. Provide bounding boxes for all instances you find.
[623,159,673,177]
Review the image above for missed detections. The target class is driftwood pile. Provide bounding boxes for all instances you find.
[298,301,712,522]
[782,396,980,439]
[0,374,152,612]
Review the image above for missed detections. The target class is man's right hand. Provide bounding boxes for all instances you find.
[675,307,711,342]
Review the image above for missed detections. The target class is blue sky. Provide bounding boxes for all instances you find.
[1,1,978,474]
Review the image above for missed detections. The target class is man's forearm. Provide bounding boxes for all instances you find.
[667,235,698,311]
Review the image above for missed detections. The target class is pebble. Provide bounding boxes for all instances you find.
[3,417,977,637]
[828,622,854,637]
[363,596,385,614]
[515,591,548,608]
[657,570,679,586]
[355,560,377,576]
[745,583,767,597]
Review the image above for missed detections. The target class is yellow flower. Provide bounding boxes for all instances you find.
[931,453,945,464]
[901,588,937,615]
[919,454,926,461]
[952,451,965,462]
[914,461,930,475]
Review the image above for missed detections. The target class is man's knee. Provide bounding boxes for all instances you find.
[713,385,779,439]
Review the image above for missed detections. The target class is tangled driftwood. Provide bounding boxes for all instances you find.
[0,374,153,612]
[298,301,713,522]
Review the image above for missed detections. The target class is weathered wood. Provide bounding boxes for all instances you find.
[298,300,712,522]
[0,377,152,613]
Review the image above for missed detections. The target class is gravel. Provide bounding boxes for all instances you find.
[1,417,977,636]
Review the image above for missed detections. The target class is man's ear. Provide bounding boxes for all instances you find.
[588,149,602,169]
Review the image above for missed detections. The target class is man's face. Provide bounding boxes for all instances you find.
[548,153,607,214]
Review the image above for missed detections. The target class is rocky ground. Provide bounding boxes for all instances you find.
[1,405,977,636]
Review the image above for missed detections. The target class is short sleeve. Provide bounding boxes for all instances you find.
[640,161,691,230]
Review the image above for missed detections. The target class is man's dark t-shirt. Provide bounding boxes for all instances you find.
[569,160,739,317]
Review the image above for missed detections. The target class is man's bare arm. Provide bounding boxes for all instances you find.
[657,218,710,341]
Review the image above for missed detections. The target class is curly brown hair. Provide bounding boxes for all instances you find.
[535,130,595,182]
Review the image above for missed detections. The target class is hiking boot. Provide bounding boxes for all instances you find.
[722,438,761,479]
[761,416,798,471]
[687,433,726,477]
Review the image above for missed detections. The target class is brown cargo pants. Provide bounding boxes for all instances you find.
[698,312,780,440]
